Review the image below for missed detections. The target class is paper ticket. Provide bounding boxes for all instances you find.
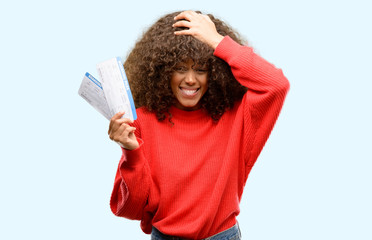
[96,57,137,121]
[78,72,111,120]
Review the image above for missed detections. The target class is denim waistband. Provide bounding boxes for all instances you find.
[151,223,241,240]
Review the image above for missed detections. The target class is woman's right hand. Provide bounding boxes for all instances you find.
[108,112,139,150]
[173,10,224,50]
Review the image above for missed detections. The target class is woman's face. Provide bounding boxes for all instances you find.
[170,59,208,111]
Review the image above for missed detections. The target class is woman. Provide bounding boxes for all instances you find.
[108,10,290,240]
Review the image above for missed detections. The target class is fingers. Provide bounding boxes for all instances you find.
[108,112,133,134]
[173,20,193,36]
[172,20,192,29]
[174,10,200,21]
[108,119,136,143]
[108,111,139,150]
[173,11,223,49]
[112,111,125,120]
[173,11,204,37]
[109,112,123,133]
[111,123,136,142]
[173,11,208,27]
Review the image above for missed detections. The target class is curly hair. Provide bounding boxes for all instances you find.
[124,11,248,122]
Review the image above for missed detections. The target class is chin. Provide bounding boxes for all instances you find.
[176,101,201,111]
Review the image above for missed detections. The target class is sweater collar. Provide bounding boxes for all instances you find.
[169,106,208,121]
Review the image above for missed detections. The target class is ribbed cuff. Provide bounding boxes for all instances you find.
[214,36,250,61]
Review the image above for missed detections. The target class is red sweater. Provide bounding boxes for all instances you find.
[110,36,290,239]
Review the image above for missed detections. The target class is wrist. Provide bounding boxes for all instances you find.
[210,34,224,50]
[116,141,139,151]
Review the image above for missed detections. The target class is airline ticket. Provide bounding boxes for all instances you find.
[78,57,137,121]
[78,72,111,120]
[96,57,137,121]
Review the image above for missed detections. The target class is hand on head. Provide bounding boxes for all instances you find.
[173,10,224,50]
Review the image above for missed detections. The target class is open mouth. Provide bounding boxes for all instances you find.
[180,87,199,96]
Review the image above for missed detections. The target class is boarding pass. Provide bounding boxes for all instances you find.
[78,57,137,121]
[78,72,111,120]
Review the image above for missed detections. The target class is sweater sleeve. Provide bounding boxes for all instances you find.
[109,124,152,221]
[214,36,290,169]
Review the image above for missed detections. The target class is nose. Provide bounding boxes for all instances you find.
[184,71,196,85]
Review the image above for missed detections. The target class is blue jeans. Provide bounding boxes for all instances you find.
[151,223,241,240]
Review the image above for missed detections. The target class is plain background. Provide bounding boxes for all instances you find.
[1,0,371,239]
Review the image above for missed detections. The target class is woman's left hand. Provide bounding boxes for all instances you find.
[173,10,224,50]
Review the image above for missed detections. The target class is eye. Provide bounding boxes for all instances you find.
[174,66,188,73]
[194,68,208,74]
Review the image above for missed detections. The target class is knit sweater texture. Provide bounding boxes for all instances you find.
[110,36,290,239]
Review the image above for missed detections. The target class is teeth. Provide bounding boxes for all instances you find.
[181,88,198,96]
